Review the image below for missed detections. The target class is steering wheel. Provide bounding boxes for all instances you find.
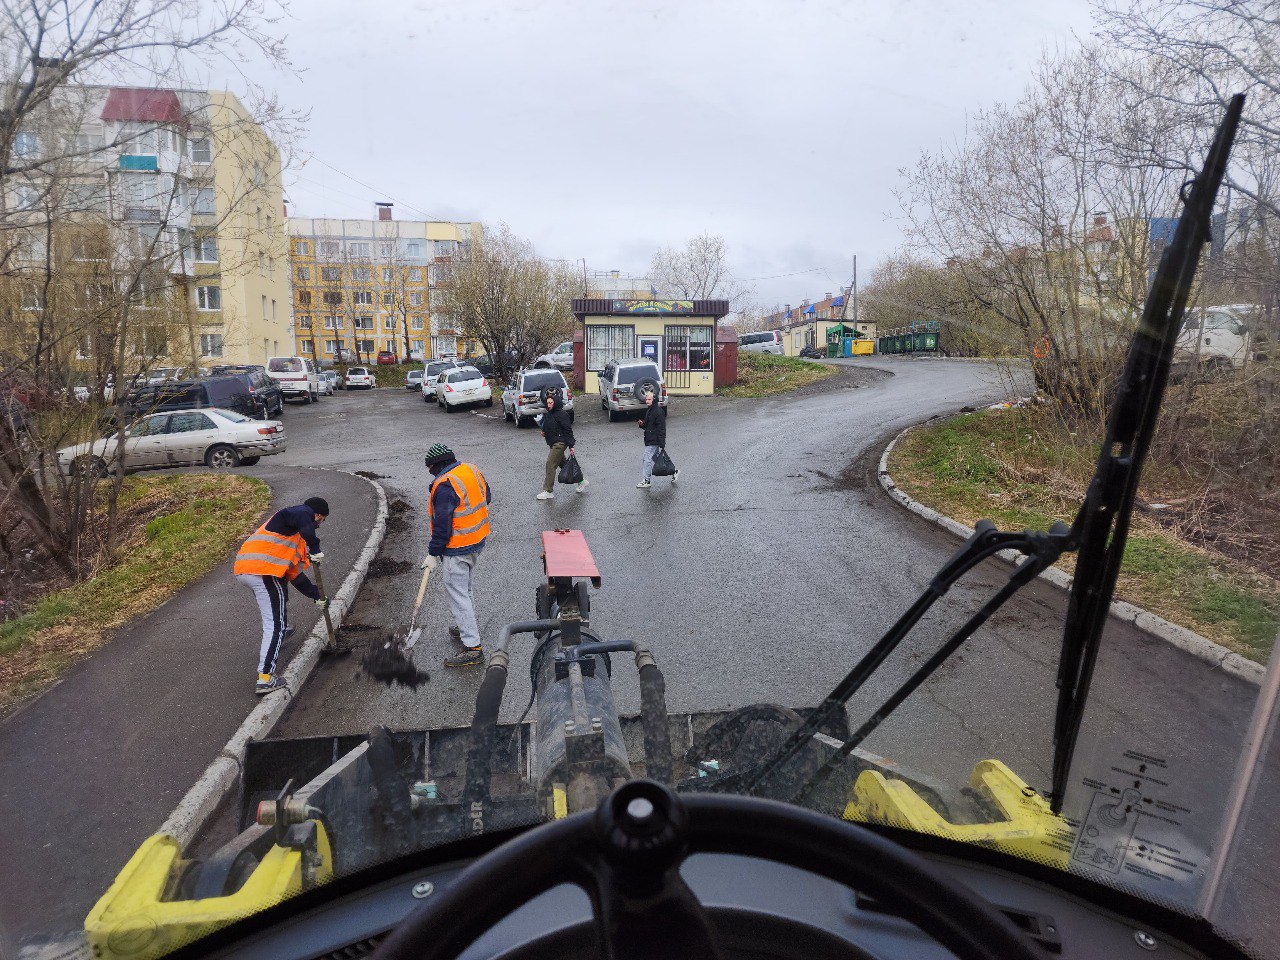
[373,780,1042,960]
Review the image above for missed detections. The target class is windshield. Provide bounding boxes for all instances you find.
[4,4,1278,960]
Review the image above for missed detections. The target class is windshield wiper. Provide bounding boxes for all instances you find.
[1049,93,1244,813]
[743,94,1244,811]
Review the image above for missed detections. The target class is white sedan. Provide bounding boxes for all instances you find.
[343,366,375,390]
[435,367,494,412]
[57,408,286,476]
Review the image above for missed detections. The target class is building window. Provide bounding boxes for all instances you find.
[300,339,314,354]
[320,266,341,282]
[20,287,45,311]
[408,291,423,306]
[381,292,393,305]
[384,340,396,353]
[665,325,713,371]
[196,285,221,311]
[381,267,393,282]
[200,333,224,357]
[261,294,268,318]
[318,240,340,257]
[353,290,373,306]
[14,132,39,157]
[324,316,343,329]
[435,240,456,258]
[70,127,103,153]
[323,291,343,306]
[118,122,157,155]
[14,185,40,209]
[298,290,312,306]
[192,186,215,214]
[258,251,265,271]
[324,339,340,354]
[357,339,375,354]
[587,324,634,371]
[297,266,311,281]
[354,316,374,330]
[352,266,372,281]
[295,240,311,256]
[70,234,106,261]
[194,236,217,262]
[406,241,420,257]
[408,267,423,282]
[411,339,424,353]
[348,242,370,258]
[410,316,424,330]
[432,335,457,357]
[298,315,312,329]
[384,315,398,330]
[189,137,212,163]
[379,242,393,258]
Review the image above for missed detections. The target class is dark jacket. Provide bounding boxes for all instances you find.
[640,402,666,447]
[540,404,575,448]
[428,460,493,557]
[264,504,322,599]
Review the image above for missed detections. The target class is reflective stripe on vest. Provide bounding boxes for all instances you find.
[233,520,308,579]
[428,463,490,550]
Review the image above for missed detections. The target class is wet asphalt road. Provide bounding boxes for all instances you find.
[251,358,1273,953]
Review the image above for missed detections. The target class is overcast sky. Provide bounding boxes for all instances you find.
[220,0,1097,307]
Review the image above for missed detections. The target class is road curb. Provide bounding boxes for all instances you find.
[878,426,1265,687]
[157,469,389,848]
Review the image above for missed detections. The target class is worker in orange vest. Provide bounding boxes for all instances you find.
[234,497,331,694]
[420,443,491,667]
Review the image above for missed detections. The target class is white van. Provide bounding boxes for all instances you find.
[738,330,784,355]
[266,356,322,404]
[1174,305,1268,374]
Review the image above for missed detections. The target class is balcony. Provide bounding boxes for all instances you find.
[119,155,158,172]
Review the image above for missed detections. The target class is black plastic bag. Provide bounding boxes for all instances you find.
[557,453,584,485]
[652,448,677,477]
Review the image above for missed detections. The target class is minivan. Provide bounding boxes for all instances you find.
[738,330,784,354]
[266,356,322,403]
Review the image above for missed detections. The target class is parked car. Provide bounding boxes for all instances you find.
[420,358,466,401]
[343,366,375,390]
[406,368,426,391]
[210,364,264,376]
[143,366,188,386]
[502,368,574,427]
[799,345,826,360]
[72,374,117,404]
[533,341,574,371]
[1174,304,1269,375]
[266,356,322,403]
[320,370,342,394]
[376,350,397,365]
[597,358,667,421]
[113,374,280,425]
[467,350,522,379]
[434,366,492,413]
[738,330,784,355]
[58,408,286,476]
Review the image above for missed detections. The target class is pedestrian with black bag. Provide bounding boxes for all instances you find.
[537,388,587,501]
[637,388,678,489]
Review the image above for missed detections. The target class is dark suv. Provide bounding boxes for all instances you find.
[115,375,278,425]
[209,367,283,417]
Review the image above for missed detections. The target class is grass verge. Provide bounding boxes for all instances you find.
[0,474,271,713]
[889,409,1280,662]
[720,352,837,398]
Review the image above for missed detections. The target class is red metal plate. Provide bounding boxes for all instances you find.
[542,529,601,586]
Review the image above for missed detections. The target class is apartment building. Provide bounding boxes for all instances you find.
[287,208,481,364]
[762,293,875,356]
[1,85,289,368]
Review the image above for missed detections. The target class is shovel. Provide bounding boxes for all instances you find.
[403,562,433,649]
[311,556,343,654]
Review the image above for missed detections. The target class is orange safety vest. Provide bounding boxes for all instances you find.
[428,463,490,550]
[233,519,310,580]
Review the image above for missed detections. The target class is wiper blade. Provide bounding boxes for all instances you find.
[1049,93,1244,813]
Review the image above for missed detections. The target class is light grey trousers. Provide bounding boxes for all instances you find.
[443,549,483,648]
[641,445,660,481]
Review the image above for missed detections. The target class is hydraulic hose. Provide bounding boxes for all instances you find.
[493,618,561,654]
[635,646,673,784]
[463,649,510,816]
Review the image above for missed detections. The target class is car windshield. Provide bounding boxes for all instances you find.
[6,4,1280,960]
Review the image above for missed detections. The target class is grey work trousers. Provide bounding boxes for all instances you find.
[443,548,483,649]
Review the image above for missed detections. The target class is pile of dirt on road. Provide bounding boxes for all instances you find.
[388,499,413,514]
[360,634,430,689]
[367,558,412,579]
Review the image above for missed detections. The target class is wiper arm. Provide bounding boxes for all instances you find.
[1049,93,1244,813]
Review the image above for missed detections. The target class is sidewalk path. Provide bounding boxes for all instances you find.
[0,466,381,957]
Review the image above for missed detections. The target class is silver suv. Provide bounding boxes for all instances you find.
[533,341,574,371]
[597,358,667,421]
[502,368,574,427]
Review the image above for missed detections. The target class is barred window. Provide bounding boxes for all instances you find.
[587,324,633,371]
[665,325,712,371]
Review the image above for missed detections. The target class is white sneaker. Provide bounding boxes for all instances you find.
[536,490,554,500]
[577,478,589,494]
[636,480,651,489]
[672,470,679,485]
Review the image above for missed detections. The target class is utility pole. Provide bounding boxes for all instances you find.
[852,254,858,325]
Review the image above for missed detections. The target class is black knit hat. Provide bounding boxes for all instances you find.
[424,443,455,467]
[304,496,330,517]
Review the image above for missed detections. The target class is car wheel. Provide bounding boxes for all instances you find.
[302,390,313,405]
[635,377,660,399]
[240,456,261,466]
[608,408,619,422]
[600,397,607,411]
[445,401,455,413]
[205,444,241,469]
[73,455,109,479]
[516,415,530,428]
[485,397,494,408]
[423,392,432,403]
[504,405,513,422]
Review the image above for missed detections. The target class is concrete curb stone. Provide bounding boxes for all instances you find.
[158,468,389,847]
[878,425,1264,687]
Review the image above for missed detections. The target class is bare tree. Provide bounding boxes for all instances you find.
[436,224,577,381]
[650,234,752,307]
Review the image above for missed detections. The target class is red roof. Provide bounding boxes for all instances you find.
[100,88,188,129]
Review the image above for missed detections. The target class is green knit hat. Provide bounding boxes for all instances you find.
[424,443,455,467]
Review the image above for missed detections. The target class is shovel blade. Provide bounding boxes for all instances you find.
[404,627,423,650]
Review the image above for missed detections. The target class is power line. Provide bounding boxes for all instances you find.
[304,156,463,223]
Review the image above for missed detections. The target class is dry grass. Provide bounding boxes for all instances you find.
[0,474,270,713]
[890,407,1280,662]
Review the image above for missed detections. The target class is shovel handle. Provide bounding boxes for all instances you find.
[312,558,337,649]
[409,563,433,630]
